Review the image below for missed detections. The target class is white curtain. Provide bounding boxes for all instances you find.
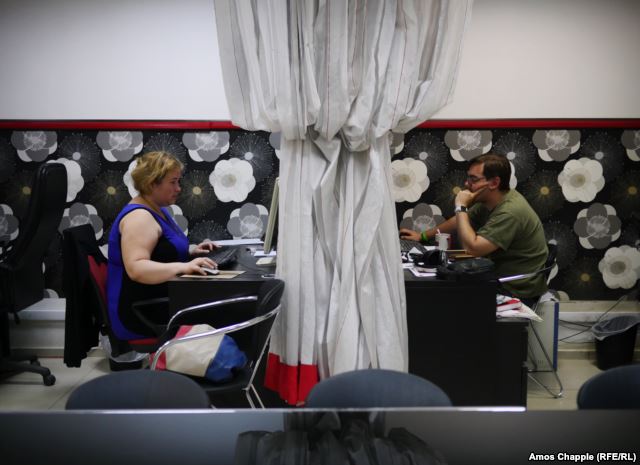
[214,0,473,405]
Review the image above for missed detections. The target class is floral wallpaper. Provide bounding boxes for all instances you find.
[0,126,639,301]
[0,129,279,298]
[393,128,640,301]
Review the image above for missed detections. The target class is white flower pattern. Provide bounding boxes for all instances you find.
[533,130,580,162]
[97,131,144,162]
[444,130,492,162]
[391,158,428,203]
[557,158,605,203]
[573,203,621,250]
[227,203,269,239]
[59,202,104,239]
[598,246,640,289]
[11,131,57,162]
[209,158,256,203]
[183,131,230,162]
[399,203,445,233]
[621,130,640,162]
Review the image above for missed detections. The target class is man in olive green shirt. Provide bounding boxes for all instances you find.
[400,153,548,300]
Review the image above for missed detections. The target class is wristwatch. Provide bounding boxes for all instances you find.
[454,205,468,213]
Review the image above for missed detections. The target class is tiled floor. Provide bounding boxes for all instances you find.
[0,355,604,410]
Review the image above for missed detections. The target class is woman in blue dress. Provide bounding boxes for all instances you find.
[107,151,218,340]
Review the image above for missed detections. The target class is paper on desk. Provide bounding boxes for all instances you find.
[180,270,245,280]
[496,302,543,322]
[254,249,277,257]
[410,267,436,277]
[214,239,264,246]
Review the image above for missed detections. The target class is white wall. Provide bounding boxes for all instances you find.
[0,0,227,120]
[1,0,639,120]
[433,0,640,119]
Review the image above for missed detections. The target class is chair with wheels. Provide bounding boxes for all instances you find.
[65,370,211,409]
[0,163,67,386]
[576,364,640,409]
[62,224,284,408]
[498,242,564,398]
[305,368,452,408]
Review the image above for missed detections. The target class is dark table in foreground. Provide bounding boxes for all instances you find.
[2,409,637,465]
[169,253,528,406]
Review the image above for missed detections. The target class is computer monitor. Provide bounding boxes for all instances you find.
[262,177,279,254]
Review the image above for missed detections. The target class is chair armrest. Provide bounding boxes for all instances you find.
[150,305,279,371]
[167,295,258,329]
[497,271,540,283]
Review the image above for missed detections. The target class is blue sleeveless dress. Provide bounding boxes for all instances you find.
[107,204,189,340]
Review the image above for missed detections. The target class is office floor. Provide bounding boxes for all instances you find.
[0,355,603,411]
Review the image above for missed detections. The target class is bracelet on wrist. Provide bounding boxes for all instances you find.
[420,231,428,243]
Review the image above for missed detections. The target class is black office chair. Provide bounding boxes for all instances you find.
[577,364,640,409]
[305,368,453,408]
[149,278,284,408]
[65,370,211,409]
[0,163,67,386]
[498,243,564,398]
[62,224,145,369]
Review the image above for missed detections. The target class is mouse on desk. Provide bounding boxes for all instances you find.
[200,266,219,275]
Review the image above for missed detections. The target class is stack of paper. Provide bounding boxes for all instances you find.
[496,294,522,311]
[496,294,543,322]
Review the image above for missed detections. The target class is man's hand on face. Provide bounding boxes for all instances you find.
[455,186,487,208]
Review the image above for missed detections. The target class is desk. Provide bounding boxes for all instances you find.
[169,250,271,313]
[169,253,528,406]
[405,272,528,406]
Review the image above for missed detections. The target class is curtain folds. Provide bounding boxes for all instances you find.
[214,0,473,405]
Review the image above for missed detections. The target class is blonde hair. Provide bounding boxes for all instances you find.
[131,151,183,195]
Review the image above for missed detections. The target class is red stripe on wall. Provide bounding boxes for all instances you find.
[0,119,638,130]
[0,121,240,130]
[416,119,640,129]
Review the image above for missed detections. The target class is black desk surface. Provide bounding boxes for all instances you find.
[1,409,637,465]
[169,255,529,407]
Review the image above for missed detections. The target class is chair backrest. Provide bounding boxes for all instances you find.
[250,279,285,362]
[65,370,211,409]
[1,163,67,311]
[497,242,557,285]
[543,243,557,284]
[577,364,640,409]
[62,224,137,362]
[305,368,453,408]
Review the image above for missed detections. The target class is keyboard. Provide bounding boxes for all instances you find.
[400,238,427,254]
[208,247,238,269]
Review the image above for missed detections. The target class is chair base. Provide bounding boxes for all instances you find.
[0,353,56,386]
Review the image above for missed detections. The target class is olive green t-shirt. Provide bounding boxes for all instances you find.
[468,190,548,298]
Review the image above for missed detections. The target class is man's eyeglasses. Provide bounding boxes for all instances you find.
[465,175,486,184]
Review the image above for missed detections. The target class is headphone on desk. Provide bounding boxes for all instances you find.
[412,250,443,268]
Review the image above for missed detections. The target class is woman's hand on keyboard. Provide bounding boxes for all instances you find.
[190,239,220,256]
[180,257,218,276]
